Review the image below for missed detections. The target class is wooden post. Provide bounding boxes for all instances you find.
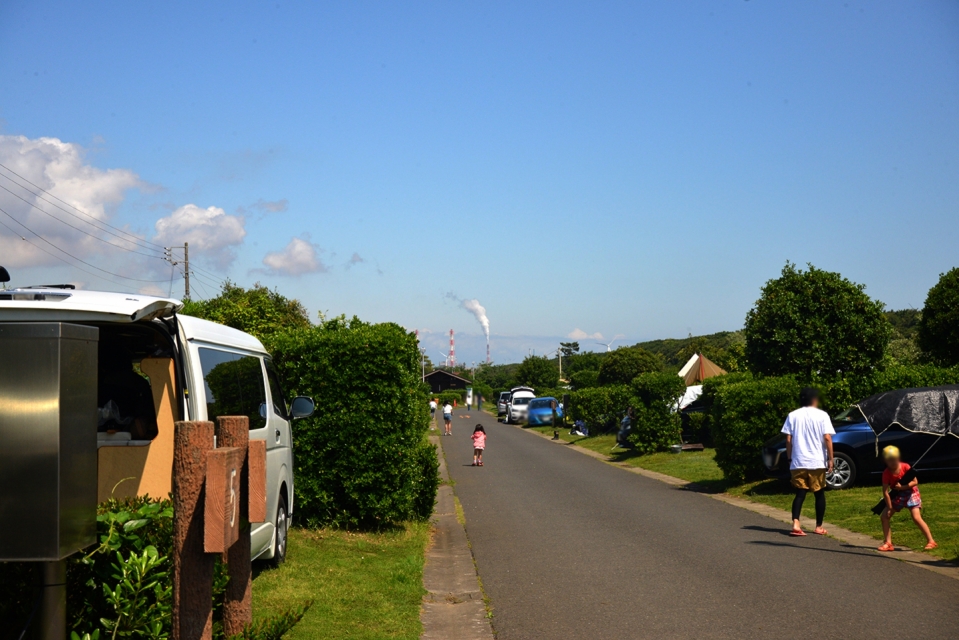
[217,416,252,636]
[172,421,215,640]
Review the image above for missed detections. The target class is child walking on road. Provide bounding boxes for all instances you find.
[443,402,453,436]
[878,446,937,552]
[472,424,486,466]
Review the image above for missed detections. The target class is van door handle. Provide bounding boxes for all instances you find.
[275,429,281,442]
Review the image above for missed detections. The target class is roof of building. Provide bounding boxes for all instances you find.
[425,369,473,383]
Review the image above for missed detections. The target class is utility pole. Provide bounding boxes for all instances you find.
[164,243,190,300]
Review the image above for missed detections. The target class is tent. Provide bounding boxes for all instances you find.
[677,353,726,386]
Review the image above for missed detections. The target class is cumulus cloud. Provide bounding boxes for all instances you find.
[0,134,143,267]
[261,236,327,276]
[153,204,246,269]
[567,328,604,340]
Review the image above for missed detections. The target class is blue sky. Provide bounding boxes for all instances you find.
[1,1,957,364]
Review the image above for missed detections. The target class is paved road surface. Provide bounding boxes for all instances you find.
[443,409,959,639]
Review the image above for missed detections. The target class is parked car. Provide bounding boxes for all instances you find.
[0,284,315,565]
[527,397,564,426]
[762,406,959,490]
[497,391,511,416]
[505,386,535,424]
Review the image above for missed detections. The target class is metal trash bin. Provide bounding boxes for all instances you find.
[0,322,99,561]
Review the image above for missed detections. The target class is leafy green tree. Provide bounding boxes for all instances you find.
[596,347,663,386]
[568,369,600,390]
[180,281,310,341]
[743,263,890,378]
[514,355,560,389]
[917,268,959,366]
[564,351,605,376]
[559,341,580,358]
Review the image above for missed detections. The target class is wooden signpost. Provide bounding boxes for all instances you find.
[172,417,268,640]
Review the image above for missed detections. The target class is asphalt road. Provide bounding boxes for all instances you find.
[442,408,959,639]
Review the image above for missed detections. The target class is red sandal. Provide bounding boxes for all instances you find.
[878,542,895,552]
[789,529,806,537]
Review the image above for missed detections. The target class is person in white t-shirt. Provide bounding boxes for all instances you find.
[782,387,835,537]
[429,399,437,426]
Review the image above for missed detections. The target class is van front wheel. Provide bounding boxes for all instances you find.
[270,496,289,567]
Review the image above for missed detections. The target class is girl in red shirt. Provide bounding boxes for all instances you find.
[471,424,487,467]
[878,445,936,552]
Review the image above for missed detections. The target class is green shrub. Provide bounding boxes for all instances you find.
[627,373,686,454]
[437,389,466,406]
[744,263,890,378]
[711,376,801,482]
[568,369,599,390]
[568,385,631,433]
[269,317,438,528]
[597,347,663,386]
[514,355,560,388]
[918,267,959,366]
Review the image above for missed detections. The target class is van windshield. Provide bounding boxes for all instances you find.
[512,397,531,406]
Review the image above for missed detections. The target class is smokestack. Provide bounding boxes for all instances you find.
[449,329,456,368]
[486,342,490,364]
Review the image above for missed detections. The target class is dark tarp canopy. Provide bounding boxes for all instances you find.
[855,385,959,439]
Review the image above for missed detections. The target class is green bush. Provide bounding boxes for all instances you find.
[269,317,438,528]
[514,355,560,389]
[437,389,466,406]
[744,263,890,378]
[597,347,663,386]
[568,385,631,433]
[627,373,686,454]
[711,376,801,482]
[568,369,599,390]
[918,267,959,366]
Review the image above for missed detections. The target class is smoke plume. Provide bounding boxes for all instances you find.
[446,292,491,341]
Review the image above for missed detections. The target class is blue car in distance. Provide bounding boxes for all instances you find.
[526,397,564,426]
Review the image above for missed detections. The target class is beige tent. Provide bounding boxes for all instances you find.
[677,353,726,386]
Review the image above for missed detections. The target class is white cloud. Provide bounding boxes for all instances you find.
[153,204,246,269]
[0,135,143,267]
[261,237,327,276]
[567,328,604,340]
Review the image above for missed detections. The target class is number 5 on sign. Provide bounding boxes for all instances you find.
[205,447,243,553]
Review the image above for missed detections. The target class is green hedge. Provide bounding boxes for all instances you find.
[628,373,685,454]
[568,385,631,433]
[270,317,438,528]
[436,389,466,406]
[710,376,801,482]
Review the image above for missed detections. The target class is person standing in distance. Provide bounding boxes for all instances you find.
[429,398,437,428]
[443,401,454,436]
[783,387,834,536]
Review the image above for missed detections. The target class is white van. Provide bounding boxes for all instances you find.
[0,285,314,565]
[506,386,535,424]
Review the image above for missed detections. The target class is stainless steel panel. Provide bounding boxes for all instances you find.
[0,322,98,561]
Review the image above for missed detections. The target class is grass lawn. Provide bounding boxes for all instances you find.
[251,523,429,639]
[528,425,959,561]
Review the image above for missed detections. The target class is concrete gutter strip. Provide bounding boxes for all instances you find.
[518,424,959,582]
[420,435,495,640]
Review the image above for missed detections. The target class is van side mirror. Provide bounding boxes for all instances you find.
[290,396,315,419]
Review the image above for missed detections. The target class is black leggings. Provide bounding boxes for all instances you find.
[792,489,826,526]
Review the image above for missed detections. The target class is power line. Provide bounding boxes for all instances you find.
[0,181,169,261]
[0,204,171,283]
[0,162,166,251]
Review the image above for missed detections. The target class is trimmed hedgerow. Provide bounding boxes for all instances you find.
[628,372,686,455]
[710,375,801,482]
[269,317,438,528]
[567,385,632,434]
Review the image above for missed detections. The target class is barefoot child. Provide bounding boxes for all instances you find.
[878,445,937,552]
[471,424,486,466]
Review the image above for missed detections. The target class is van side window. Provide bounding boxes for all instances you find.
[198,348,267,430]
[264,358,288,419]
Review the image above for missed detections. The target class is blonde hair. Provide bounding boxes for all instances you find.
[882,445,901,460]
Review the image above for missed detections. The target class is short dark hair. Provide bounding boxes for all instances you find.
[799,387,820,407]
